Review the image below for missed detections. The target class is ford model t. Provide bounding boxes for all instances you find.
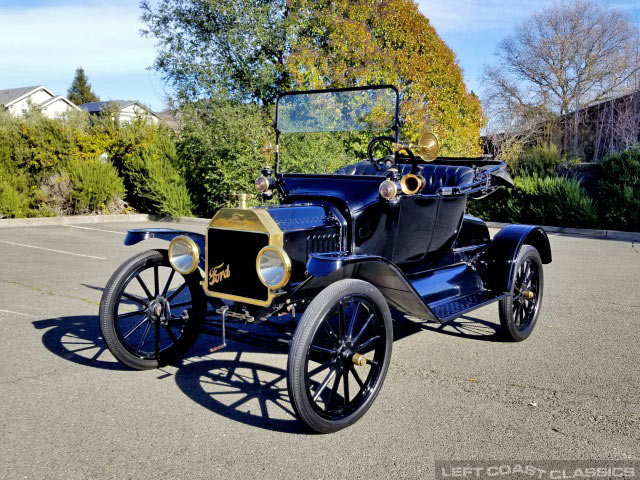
[100,86,551,433]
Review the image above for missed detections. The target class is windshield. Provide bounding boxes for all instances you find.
[275,86,399,173]
[276,86,398,133]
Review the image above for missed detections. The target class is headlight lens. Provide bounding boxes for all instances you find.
[379,179,398,199]
[168,236,199,275]
[255,175,270,193]
[256,246,291,289]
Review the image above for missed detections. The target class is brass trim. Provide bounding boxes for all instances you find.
[262,142,278,164]
[168,235,200,275]
[400,173,425,195]
[352,353,368,366]
[415,131,439,161]
[393,132,439,162]
[236,193,248,209]
[256,245,292,289]
[203,207,286,307]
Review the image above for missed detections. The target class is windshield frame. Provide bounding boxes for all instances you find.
[273,85,400,174]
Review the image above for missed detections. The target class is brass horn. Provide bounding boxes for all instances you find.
[415,131,439,162]
[400,173,425,195]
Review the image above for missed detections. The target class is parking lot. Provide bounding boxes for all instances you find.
[0,220,639,479]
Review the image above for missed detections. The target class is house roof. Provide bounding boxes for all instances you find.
[0,85,49,107]
[41,95,81,111]
[79,100,156,116]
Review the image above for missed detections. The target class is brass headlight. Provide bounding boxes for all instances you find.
[256,246,291,289]
[379,179,398,200]
[168,236,200,275]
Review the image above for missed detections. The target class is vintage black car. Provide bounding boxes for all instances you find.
[100,86,551,433]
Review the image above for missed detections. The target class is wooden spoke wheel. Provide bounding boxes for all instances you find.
[499,245,544,341]
[99,249,205,369]
[287,279,393,433]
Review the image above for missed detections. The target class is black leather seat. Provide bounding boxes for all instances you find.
[334,161,385,176]
[334,161,475,195]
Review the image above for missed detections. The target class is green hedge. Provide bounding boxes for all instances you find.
[0,110,191,218]
[508,144,578,177]
[0,166,34,218]
[594,145,640,231]
[468,174,598,228]
[60,156,125,214]
[176,102,272,216]
[108,121,192,218]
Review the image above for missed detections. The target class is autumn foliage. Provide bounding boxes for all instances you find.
[287,0,485,155]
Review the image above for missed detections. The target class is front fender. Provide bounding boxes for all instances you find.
[305,253,438,321]
[474,224,551,293]
[124,228,206,270]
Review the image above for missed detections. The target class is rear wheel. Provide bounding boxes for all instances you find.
[99,249,206,370]
[499,245,544,341]
[287,279,393,433]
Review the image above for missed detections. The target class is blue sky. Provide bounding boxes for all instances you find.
[1,0,639,112]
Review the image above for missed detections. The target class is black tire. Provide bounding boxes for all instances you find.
[499,245,544,341]
[99,249,206,370]
[287,279,393,433]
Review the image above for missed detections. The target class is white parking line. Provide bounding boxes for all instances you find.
[63,224,126,235]
[0,309,36,318]
[0,240,107,260]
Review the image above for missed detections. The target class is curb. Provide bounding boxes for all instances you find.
[1,214,638,242]
[0,214,152,228]
[0,214,211,229]
[486,222,640,242]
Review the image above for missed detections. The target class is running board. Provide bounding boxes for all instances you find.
[428,290,506,323]
[408,263,506,323]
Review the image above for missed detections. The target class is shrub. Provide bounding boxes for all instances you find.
[0,110,191,218]
[0,166,33,218]
[279,132,350,174]
[509,144,578,177]
[594,145,640,231]
[176,102,272,216]
[109,120,192,218]
[60,156,126,214]
[468,174,597,228]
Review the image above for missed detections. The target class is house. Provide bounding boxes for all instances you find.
[0,85,80,118]
[482,89,640,162]
[79,100,159,124]
[559,89,640,162]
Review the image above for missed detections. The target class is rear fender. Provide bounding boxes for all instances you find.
[124,228,206,270]
[473,225,551,292]
[304,253,438,321]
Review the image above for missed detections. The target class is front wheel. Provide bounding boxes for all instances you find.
[287,279,393,433]
[499,245,544,341]
[99,249,206,370]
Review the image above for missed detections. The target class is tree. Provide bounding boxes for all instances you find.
[482,1,640,133]
[286,0,484,155]
[140,0,292,105]
[142,0,484,156]
[67,67,100,105]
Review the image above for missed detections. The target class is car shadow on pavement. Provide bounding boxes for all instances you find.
[31,309,502,433]
[409,314,504,342]
[174,352,310,434]
[32,315,130,371]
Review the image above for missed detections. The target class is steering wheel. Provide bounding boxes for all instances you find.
[367,136,395,165]
[367,135,418,173]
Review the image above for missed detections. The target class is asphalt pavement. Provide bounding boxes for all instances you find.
[0,220,638,479]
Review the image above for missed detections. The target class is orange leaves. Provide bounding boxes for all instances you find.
[286,0,485,155]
